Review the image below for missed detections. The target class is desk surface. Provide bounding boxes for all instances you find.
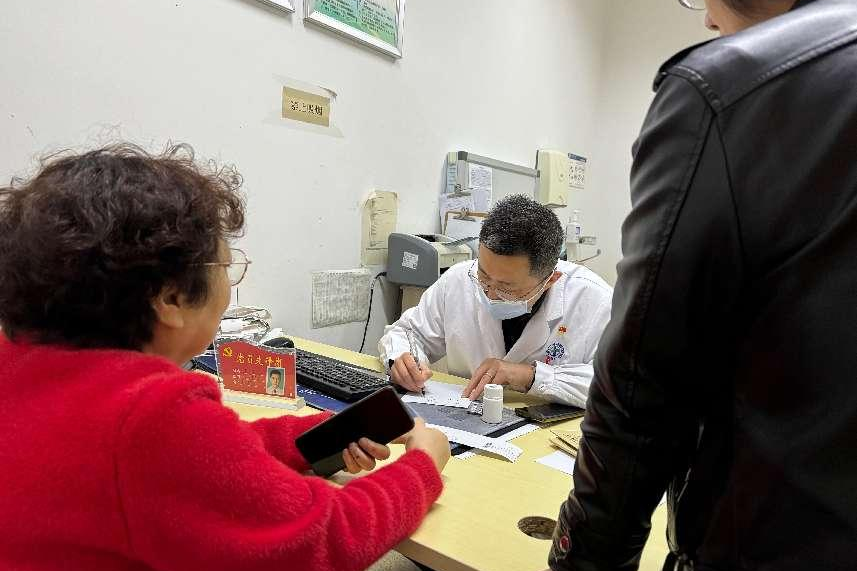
[226,337,669,571]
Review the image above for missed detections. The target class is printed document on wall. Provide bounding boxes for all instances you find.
[439,193,473,226]
[361,190,398,266]
[438,189,490,228]
[446,160,458,194]
[468,164,492,196]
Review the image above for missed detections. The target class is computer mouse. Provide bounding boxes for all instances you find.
[262,336,295,349]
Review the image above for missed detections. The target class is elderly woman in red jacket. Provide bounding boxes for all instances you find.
[0,144,449,571]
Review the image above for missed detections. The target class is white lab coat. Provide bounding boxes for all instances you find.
[378,260,613,407]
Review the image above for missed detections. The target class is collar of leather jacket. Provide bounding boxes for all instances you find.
[652,0,856,110]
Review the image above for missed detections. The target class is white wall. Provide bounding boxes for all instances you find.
[0,0,610,352]
[0,0,712,353]
[581,1,714,283]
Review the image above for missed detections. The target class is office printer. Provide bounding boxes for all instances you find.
[386,233,472,287]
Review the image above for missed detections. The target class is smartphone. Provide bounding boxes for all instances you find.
[515,403,585,424]
[295,387,415,477]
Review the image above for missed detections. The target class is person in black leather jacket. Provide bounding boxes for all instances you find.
[550,1,857,570]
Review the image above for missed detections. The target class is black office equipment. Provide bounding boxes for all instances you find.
[262,336,295,349]
[295,387,414,477]
[515,403,585,424]
[189,349,218,375]
[294,348,391,402]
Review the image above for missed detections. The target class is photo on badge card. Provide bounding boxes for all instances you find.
[266,366,286,395]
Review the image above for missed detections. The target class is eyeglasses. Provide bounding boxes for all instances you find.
[678,0,706,10]
[467,260,554,303]
[197,247,252,286]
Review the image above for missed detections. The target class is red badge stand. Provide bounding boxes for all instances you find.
[214,339,305,410]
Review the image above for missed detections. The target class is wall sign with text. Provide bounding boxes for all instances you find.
[304,0,406,58]
[282,86,331,126]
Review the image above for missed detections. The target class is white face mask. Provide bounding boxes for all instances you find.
[476,276,551,321]
[479,288,530,320]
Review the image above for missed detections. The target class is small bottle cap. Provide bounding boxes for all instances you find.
[484,383,503,399]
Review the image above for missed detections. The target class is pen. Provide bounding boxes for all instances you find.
[405,328,426,396]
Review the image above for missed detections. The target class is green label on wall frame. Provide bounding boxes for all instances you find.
[304,0,405,57]
[311,0,400,50]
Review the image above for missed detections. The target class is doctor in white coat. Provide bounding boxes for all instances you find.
[379,195,612,408]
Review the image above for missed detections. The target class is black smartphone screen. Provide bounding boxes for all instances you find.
[295,387,415,477]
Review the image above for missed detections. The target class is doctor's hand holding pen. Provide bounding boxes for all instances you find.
[389,352,433,393]
[389,328,433,393]
[462,358,536,400]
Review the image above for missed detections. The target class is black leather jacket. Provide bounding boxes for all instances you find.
[550,1,857,570]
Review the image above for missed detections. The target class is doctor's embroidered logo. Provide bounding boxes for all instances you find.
[558,326,567,335]
[546,341,566,361]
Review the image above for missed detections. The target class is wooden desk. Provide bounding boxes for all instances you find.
[225,337,669,571]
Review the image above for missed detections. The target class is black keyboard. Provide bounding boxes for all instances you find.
[296,348,392,402]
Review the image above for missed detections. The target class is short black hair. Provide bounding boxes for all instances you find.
[479,194,563,277]
[269,370,282,379]
[0,143,245,349]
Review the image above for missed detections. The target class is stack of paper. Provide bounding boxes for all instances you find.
[536,450,576,476]
[549,428,582,457]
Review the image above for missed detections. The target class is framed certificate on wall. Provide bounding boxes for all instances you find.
[255,0,295,13]
[304,0,406,58]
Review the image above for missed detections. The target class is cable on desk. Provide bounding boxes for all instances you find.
[359,271,387,354]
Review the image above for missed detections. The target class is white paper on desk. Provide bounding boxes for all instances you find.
[401,380,472,409]
[457,422,540,459]
[428,424,523,462]
[536,450,576,476]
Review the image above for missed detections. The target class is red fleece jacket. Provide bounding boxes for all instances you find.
[0,337,443,571]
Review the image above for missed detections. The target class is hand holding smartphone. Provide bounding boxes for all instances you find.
[295,387,415,477]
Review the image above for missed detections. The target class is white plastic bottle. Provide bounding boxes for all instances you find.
[568,210,582,261]
[482,384,503,424]
[571,210,582,241]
